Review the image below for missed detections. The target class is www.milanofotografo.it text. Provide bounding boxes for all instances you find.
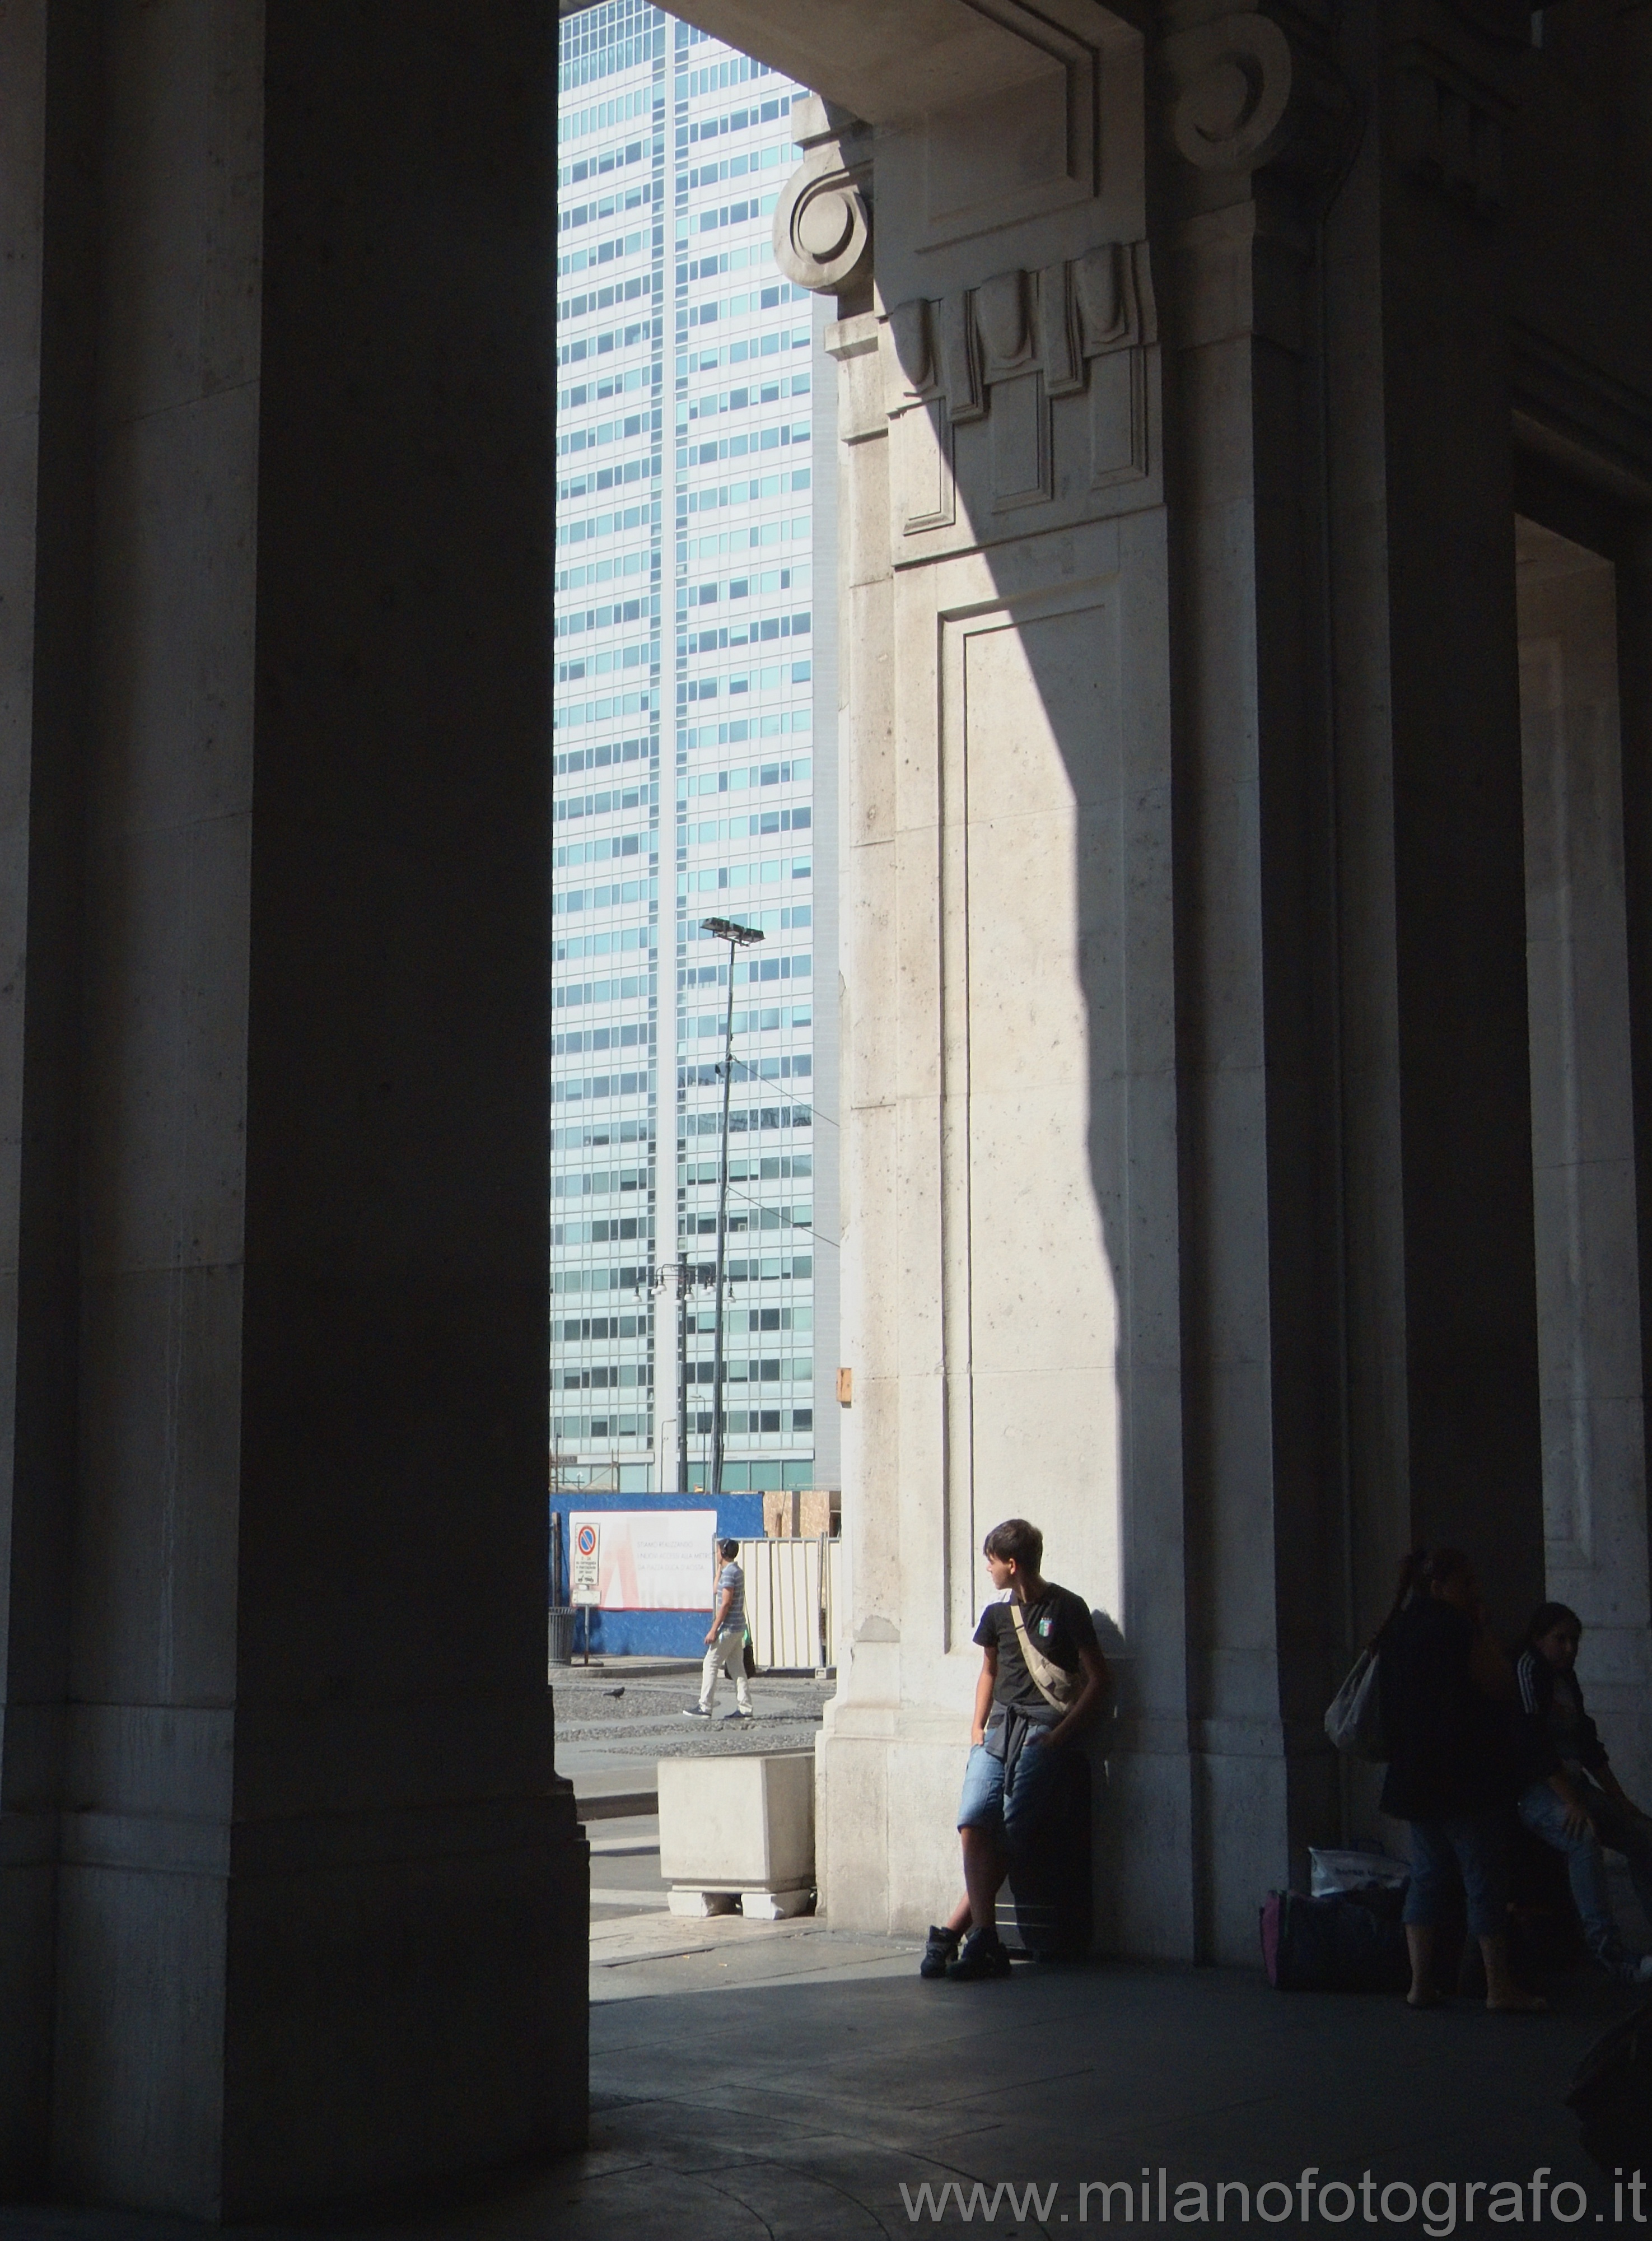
[898,2167,1651,2229]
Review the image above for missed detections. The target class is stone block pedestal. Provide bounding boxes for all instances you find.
[659,1753,816,1916]
[666,1885,815,1918]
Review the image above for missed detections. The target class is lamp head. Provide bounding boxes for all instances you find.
[700,916,764,947]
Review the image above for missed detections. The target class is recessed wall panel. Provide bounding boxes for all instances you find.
[941,589,1123,1636]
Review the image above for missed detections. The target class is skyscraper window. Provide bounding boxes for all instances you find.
[554,3,838,1499]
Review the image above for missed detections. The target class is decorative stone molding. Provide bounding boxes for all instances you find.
[1165,13,1296,170]
[879,243,1158,528]
[885,298,932,404]
[1162,10,1356,185]
[823,310,884,448]
[882,244,1155,423]
[772,94,872,297]
[1384,0,1524,214]
[1509,322,1652,507]
[1391,47,1509,211]
[939,294,984,424]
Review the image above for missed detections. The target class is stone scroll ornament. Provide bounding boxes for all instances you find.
[772,96,872,297]
[1161,11,1355,185]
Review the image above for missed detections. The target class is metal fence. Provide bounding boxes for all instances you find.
[738,1534,840,1671]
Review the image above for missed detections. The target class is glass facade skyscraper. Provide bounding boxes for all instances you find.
[554,3,839,1497]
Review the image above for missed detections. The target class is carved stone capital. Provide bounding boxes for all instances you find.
[1163,11,1356,185]
[772,93,872,298]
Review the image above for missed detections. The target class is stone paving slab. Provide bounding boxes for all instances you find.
[587,1906,847,1981]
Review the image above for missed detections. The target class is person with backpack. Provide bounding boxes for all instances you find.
[1376,1547,1546,2011]
[1514,1601,1652,1986]
[920,1518,1109,1982]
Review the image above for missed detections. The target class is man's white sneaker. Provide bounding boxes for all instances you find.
[682,1705,711,1721]
[724,1708,754,1722]
[1620,1954,1652,1987]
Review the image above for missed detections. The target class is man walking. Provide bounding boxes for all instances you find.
[922,1517,1108,1979]
[684,1536,753,1722]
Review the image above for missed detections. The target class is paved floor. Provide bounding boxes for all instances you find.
[1,1921,1635,2238]
[570,1944,1627,2237]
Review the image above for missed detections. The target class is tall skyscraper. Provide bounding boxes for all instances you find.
[555,3,838,1498]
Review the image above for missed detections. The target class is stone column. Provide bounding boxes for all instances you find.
[769,0,1364,1965]
[0,3,584,2216]
[0,0,99,2187]
[1347,0,1544,1640]
[1614,516,1652,1793]
[1158,7,1358,1956]
[1517,519,1652,1802]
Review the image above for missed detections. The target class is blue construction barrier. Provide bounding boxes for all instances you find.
[549,1490,765,1657]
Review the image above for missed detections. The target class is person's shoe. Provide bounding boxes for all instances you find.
[1609,1953,1652,1987]
[945,1925,1013,1981]
[920,1925,962,1979]
[724,1707,754,1722]
[682,1705,711,1721]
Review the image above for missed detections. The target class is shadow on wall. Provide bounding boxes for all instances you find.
[935,479,1347,1652]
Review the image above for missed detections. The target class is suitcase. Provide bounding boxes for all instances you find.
[1261,1885,1410,1992]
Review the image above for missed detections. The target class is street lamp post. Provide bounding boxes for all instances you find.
[701,916,764,1498]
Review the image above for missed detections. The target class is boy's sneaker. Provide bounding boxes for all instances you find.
[1610,1954,1652,1987]
[682,1706,711,1721]
[724,1708,754,1722]
[945,1925,1013,1982]
[920,1925,962,1979]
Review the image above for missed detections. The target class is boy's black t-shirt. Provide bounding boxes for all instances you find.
[974,1584,1098,1713]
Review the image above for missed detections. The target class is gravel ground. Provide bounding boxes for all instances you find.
[552,1667,833,1759]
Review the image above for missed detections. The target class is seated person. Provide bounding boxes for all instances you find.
[1515,1601,1652,1986]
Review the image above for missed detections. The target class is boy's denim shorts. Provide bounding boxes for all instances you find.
[956,1735,1068,1840]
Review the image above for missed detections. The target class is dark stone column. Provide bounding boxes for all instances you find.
[1373,20,1545,1638]
[0,0,100,2194]
[1617,520,1652,1595]
[1,3,585,2216]
[1159,29,1355,1950]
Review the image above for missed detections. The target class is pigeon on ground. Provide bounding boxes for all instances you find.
[603,1686,625,1699]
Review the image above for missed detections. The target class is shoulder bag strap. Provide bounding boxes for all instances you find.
[1008,1600,1080,1711]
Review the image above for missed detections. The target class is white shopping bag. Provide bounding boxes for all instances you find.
[1324,1644,1387,1761]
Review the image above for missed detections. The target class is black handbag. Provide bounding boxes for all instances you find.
[1568,1998,1652,2169]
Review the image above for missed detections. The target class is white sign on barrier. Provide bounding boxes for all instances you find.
[571,1520,601,1606]
[568,1509,718,1610]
